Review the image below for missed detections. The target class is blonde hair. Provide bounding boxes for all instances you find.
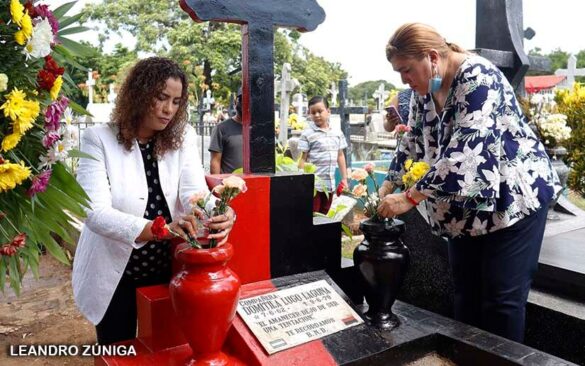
[386,23,466,62]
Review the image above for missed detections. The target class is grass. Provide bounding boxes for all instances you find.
[341,234,363,259]
[567,190,585,211]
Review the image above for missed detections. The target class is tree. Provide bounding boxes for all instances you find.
[527,47,585,82]
[82,0,346,107]
[65,42,138,106]
[348,80,396,108]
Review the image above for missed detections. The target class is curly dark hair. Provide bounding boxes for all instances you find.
[111,57,189,158]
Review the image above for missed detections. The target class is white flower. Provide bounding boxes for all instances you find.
[530,94,543,105]
[0,73,8,92]
[352,183,367,197]
[62,107,76,124]
[23,18,53,60]
[222,175,247,192]
[350,168,368,181]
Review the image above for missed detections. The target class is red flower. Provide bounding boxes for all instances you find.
[0,244,17,256]
[11,233,27,249]
[151,216,169,240]
[38,69,56,91]
[44,56,65,76]
[336,181,346,196]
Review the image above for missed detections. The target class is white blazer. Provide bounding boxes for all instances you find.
[72,124,209,325]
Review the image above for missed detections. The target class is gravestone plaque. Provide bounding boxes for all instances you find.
[237,280,363,354]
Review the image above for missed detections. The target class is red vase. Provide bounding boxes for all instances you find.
[169,242,241,366]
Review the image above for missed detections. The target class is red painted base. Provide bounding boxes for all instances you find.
[98,281,337,366]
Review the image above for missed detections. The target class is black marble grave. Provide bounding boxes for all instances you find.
[268,270,576,365]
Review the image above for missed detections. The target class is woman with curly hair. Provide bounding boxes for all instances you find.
[73,57,236,344]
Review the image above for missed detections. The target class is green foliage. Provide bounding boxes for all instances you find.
[528,47,585,82]
[0,1,91,294]
[348,80,396,109]
[82,0,347,106]
[556,84,585,196]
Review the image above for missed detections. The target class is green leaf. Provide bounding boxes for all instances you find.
[341,223,353,240]
[68,100,91,116]
[53,1,77,19]
[58,26,91,37]
[68,149,97,160]
[58,37,96,57]
[58,13,85,29]
[0,258,6,293]
[38,230,70,265]
[8,256,21,296]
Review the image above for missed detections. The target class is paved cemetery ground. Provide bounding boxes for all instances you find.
[0,255,94,366]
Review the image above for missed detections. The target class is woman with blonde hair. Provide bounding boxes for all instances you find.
[377,23,560,342]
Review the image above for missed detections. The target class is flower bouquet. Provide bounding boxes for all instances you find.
[534,113,572,149]
[151,176,246,249]
[342,163,382,222]
[0,1,92,294]
[401,159,430,188]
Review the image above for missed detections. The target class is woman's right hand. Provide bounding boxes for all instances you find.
[165,215,200,241]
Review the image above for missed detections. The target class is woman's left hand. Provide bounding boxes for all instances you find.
[377,192,415,218]
[207,207,236,246]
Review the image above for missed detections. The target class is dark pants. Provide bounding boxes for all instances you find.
[96,274,169,345]
[313,191,333,214]
[448,205,548,343]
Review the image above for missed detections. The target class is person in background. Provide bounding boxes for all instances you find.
[298,96,348,214]
[384,88,413,132]
[377,23,560,343]
[209,88,242,174]
[73,57,236,345]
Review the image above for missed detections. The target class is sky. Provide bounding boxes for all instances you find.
[55,0,583,87]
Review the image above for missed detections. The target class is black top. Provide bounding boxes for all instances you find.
[124,141,172,282]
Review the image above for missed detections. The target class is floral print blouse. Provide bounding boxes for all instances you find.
[387,55,561,238]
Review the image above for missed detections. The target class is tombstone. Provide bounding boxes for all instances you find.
[292,92,306,117]
[276,63,299,144]
[474,0,551,93]
[331,80,368,168]
[107,83,117,104]
[555,55,585,89]
[203,89,215,112]
[86,69,95,105]
[372,83,389,112]
[328,81,339,107]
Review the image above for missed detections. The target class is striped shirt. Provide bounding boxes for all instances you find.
[298,122,347,192]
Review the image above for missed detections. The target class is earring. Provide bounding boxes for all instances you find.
[428,61,442,94]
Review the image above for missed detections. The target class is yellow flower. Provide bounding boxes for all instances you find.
[14,30,26,45]
[404,159,413,171]
[20,12,33,37]
[0,88,40,127]
[0,159,31,192]
[1,88,26,120]
[50,75,63,100]
[1,133,22,152]
[10,0,24,25]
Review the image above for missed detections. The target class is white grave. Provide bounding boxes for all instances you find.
[276,63,300,144]
[84,70,114,124]
[555,55,585,89]
[372,83,390,111]
[328,81,338,107]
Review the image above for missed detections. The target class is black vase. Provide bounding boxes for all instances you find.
[353,218,410,330]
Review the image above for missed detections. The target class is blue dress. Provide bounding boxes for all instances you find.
[387,55,561,238]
